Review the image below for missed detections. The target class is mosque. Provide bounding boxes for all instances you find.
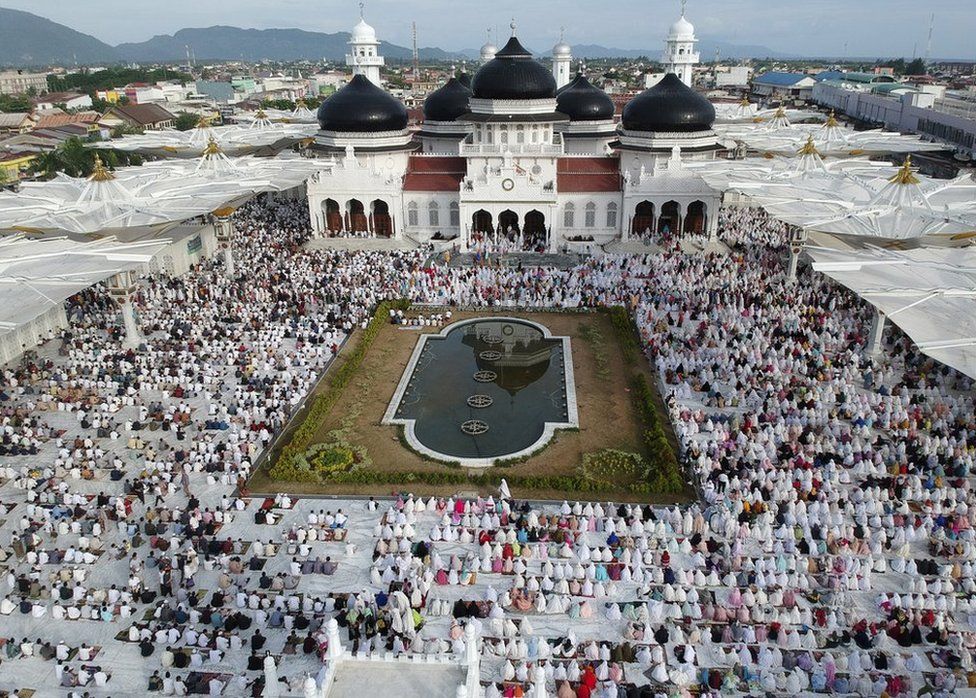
[306,9,719,250]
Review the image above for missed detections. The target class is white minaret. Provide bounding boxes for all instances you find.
[346,3,384,85]
[552,28,572,90]
[480,28,497,63]
[663,0,699,87]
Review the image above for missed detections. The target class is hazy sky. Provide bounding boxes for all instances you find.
[4,0,973,58]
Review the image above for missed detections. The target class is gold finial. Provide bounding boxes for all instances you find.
[203,137,221,157]
[752,116,765,123]
[774,106,786,119]
[889,156,920,185]
[296,97,306,109]
[825,110,839,128]
[255,109,268,119]
[797,135,821,157]
[89,154,115,182]
[739,97,750,107]
[196,116,211,129]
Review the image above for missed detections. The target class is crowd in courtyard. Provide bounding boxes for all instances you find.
[0,195,973,696]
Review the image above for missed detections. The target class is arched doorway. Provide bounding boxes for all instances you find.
[658,201,680,238]
[323,199,342,234]
[523,210,547,251]
[472,210,493,234]
[370,200,392,238]
[632,201,655,237]
[498,210,519,235]
[347,199,367,234]
[684,200,706,235]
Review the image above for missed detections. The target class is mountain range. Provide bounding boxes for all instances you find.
[0,5,806,68]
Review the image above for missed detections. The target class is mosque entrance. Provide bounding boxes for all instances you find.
[684,200,707,235]
[472,210,493,234]
[324,199,342,234]
[347,199,367,234]
[658,201,680,240]
[632,201,655,240]
[523,210,547,251]
[370,200,393,238]
[498,210,520,236]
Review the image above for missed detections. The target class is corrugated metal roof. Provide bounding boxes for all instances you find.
[753,72,810,86]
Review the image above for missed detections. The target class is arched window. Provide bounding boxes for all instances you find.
[500,129,508,145]
[428,201,440,227]
[407,201,419,227]
[606,202,618,228]
[516,125,525,144]
[584,202,596,228]
[449,201,460,227]
[563,203,575,228]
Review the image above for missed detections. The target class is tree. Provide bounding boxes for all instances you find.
[28,138,138,179]
[173,111,202,131]
[906,58,927,76]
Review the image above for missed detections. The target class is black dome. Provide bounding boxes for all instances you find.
[471,36,556,100]
[556,73,614,121]
[317,74,408,133]
[423,76,472,122]
[621,73,715,133]
[458,72,472,89]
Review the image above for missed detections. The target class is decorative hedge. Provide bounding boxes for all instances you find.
[631,374,684,494]
[270,299,410,478]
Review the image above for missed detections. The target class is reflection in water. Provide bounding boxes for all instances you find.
[393,319,571,460]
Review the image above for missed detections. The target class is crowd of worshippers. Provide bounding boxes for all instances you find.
[0,197,973,696]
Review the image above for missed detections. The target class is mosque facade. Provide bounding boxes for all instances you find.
[306,13,720,251]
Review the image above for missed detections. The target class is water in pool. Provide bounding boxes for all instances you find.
[392,319,571,461]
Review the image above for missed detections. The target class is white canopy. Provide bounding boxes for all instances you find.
[715,111,945,157]
[809,245,976,379]
[0,234,167,339]
[99,120,316,158]
[0,150,326,236]
[689,155,976,241]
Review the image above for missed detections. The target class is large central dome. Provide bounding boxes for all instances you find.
[470,36,556,100]
[621,73,715,133]
[317,74,408,133]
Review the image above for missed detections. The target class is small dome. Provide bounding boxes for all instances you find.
[553,41,572,57]
[471,36,556,100]
[669,15,695,38]
[351,18,377,43]
[317,74,408,133]
[423,76,472,122]
[556,73,614,121]
[621,73,714,132]
[480,42,498,61]
[458,72,472,89]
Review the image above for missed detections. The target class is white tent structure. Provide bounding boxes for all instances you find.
[715,111,945,157]
[99,120,317,158]
[713,102,825,125]
[809,244,976,380]
[235,102,318,125]
[0,150,326,236]
[692,155,976,242]
[0,234,168,363]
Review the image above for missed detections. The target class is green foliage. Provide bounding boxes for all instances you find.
[173,111,201,131]
[47,67,192,96]
[271,299,411,476]
[578,323,611,380]
[631,375,683,494]
[261,99,296,111]
[27,137,139,179]
[0,93,31,112]
[606,306,641,366]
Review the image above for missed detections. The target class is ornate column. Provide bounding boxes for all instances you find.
[464,623,480,696]
[787,227,808,281]
[867,307,886,356]
[213,213,236,276]
[326,618,343,660]
[107,270,143,349]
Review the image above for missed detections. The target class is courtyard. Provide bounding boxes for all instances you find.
[253,306,689,503]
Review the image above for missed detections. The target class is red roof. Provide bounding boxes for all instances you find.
[403,156,466,192]
[557,157,621,192]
